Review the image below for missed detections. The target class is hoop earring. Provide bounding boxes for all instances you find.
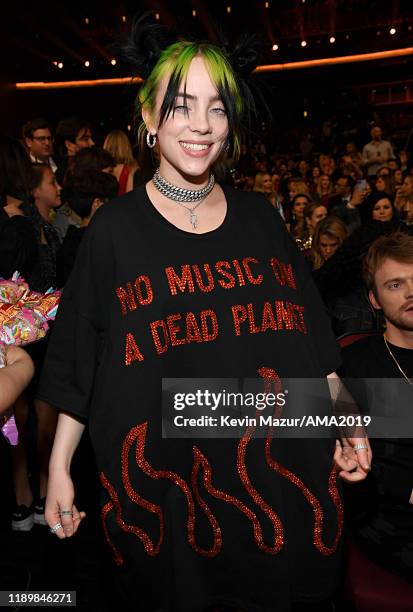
[146,131,157,149]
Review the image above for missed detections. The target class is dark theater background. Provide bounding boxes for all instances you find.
[1,1,413,150]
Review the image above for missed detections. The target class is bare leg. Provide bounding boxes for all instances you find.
[35,399,58,498]
[10,394,33,507]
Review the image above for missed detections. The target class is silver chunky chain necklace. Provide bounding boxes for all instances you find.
[152,167,215,230]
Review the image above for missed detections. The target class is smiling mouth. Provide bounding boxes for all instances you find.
[179,142,212,151]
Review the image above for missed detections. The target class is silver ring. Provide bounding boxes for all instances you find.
[50,521,63,533]
[353,443,368,451]
[59,510,73,516]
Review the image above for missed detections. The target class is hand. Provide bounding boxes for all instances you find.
[45,469,86,539]
[334,437,372,483]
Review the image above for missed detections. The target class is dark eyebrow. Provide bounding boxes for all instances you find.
[175,93,223,103]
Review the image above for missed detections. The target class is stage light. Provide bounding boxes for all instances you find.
[85,17,89,25]
[122,15,127,23]
[52,61,57,66]
[227,6,231,14]
[390,27,396,35]
[303,110,308,118]
[345,34,350,40]
[127,124,132,132]
[329,36,336,44]
[301,40,307,47]
[155,12,160,20]
[377,31,381,36]
[192,9,196,17]
[272,44,279,51]
[265,1,269,7]
[111,59,117,66]
[84,60,90,67]
[57,62,64,69]
[408,25,412,31]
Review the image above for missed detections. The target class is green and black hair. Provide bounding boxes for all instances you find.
[137,40,243,160]
[122,14,263,165]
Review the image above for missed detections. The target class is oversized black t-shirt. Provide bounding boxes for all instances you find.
[38,185,342,612]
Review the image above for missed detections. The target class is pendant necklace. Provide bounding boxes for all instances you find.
[152,167,215,230]
[383,335,413,386]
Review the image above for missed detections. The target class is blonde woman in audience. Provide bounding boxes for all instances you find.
[315,174,333,206]
[311,216,348,270]
[103,129,139,195]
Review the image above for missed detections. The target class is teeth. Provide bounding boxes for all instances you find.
[180,142,209,151]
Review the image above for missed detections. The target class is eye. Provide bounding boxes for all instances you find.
[210,107,226,115]
[388,282,401,289]
[173,105,190,113]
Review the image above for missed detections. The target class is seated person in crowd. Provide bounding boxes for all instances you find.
[311,216,348,270]
[53,116,94,187]
[329,176,369,235]
[295,201,328,254]
[53,147,115,241]
[22,117,56,171]
[56,170,118,287]
[338,232,413,584]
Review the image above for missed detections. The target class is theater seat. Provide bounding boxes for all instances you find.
[337,330,378,348]
[345,539,413,612]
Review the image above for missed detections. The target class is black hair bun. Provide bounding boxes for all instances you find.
[223,32,264,77]
[121,12,173,80]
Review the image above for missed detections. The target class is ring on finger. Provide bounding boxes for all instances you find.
[353,443,368,451]
[59,510,73,516]
[50,521,63,534]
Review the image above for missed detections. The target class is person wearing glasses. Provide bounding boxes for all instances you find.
[22,118,57,172]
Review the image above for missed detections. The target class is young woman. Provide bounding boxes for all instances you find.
[315,174,333,206]
[39,27,370,612]
[294,202,328,254]
[26,164,62,292]
[103,130,139,195]
[10,164,62,532]
[311,217,348,270]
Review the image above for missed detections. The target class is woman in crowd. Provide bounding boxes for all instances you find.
[315,174,333,206]
[375,174,394,198]
[311,217,348,270]
[252,171,273,196]
[10,163,62,532]
[314,191,406,336]
[25,164,62,292]
[295,202,328,254]
[103,129,139,195]
[39,21,370,612]
[288,192,311,235]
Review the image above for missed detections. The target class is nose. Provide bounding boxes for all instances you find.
[189,108,212,134]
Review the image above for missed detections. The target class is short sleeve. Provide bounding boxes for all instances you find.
[37,210,113,420]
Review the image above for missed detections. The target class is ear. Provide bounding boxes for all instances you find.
[65,139,76,155]
[142,107,155,135]
[368,289,381,310]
